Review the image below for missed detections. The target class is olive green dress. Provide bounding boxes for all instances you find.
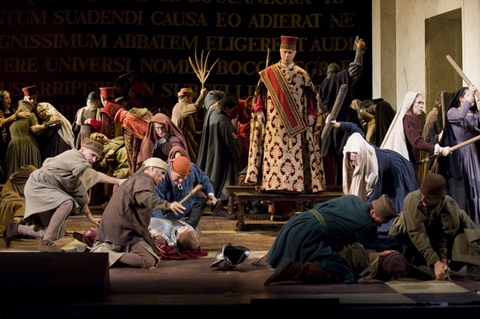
[5,113,42,178]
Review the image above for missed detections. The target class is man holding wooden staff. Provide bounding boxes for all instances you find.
[152,156,217,229]
[245,36,325,219]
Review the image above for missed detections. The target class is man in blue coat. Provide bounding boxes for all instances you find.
[152,156,217,229]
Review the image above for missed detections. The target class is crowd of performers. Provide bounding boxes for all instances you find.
[1,35,480,284]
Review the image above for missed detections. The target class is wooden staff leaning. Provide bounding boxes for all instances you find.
[430,91,446,174]
[188,50,219,89]
[252,49,271,122]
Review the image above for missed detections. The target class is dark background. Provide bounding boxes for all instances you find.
[0,0,372,121]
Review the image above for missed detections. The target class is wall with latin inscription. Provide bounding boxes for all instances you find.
[0,0,372,121]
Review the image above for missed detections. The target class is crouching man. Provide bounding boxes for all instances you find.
[389,173,480,280]
[4,138,124,252]
[91,157,185,269]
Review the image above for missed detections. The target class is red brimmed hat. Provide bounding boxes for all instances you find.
[280,36,298,51]
[100,87,115,98]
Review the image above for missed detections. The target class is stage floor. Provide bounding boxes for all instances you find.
[2,207,480,318]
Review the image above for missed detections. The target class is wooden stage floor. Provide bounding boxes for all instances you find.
[2,206,480,318]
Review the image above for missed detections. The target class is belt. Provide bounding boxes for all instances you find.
[309,209,328,230]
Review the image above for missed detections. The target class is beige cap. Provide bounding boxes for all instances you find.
[144,157,168,171]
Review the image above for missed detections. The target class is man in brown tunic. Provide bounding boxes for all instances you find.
[91,157,186,268]
[171,87,208,164]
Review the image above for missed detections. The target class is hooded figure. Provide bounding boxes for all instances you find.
[5,101,42,177]
[381,92,450,174]
[440,86,480,225]
[338,121,418,235]
[136,113,189,170]
[197,93,243,200]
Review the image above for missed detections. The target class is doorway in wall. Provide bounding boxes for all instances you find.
[420,9,462,182]
[425,9,462,113]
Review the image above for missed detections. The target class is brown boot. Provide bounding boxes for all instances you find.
[264,258,301,286]
[4,220,19,247]
[39,239,64,253]
[302,262,343,283]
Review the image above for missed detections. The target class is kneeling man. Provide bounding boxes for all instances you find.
[389,173,480,280]
[91,158,185,268]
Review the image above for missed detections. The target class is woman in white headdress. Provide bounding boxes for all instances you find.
[380,92,451,174]
[330,118,419,235]
[30,102,75,160]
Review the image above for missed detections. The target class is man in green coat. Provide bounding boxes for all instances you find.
[389,173,480,280]
[265,194,399,284]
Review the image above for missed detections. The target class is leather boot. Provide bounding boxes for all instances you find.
[264,258,341,285]
[264,258,301,285]
[302,262,342,283]
[4,220,19,247]
[39,239,64,253]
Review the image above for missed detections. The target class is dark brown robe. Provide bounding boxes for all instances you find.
[94,172,170,255]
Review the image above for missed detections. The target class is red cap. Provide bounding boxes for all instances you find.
[100,87,115,98]
[171,156,191,176]
[22,86,37,97]
[280,36,298,50]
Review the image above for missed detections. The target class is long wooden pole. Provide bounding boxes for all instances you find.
[418,134,480,164]
[446,55,480,101]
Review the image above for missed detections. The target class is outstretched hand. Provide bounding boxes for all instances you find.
[169,201,186,216]
[17,111,30,119]
[326,114,340,128]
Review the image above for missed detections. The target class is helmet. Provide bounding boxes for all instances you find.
[210,242,250,270]
[83,228,97,247]
[73,228,97,247]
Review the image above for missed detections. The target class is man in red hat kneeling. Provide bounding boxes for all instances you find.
[153,156,217,230]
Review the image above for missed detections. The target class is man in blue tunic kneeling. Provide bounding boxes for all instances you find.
[152,156,217,229]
